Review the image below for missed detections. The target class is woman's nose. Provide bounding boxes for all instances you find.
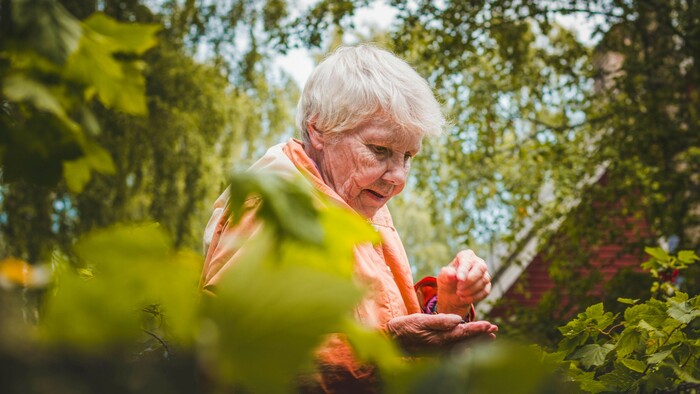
[382,160,408,186]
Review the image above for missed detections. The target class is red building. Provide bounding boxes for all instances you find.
[479,171,654,317]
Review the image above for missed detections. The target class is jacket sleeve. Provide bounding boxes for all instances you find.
[199,196,263,293]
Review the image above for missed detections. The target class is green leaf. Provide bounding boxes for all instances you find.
[570,368,607,393]
[63,158,92,193]
[620,358,646,373]
[341,319,406,371]
[227,172,325,245]
[2,74,79,131]
[280,204,379,277]
[677,250,699,264]
[661,361,700,384]
[200,174,382,392]
[415,341,561,394]
[645,247,669,261]
[637,319,657,332]
[585,303,605,319]
[617,297,639,305]
[647,349,672,364]
[40,224,201,350]
[616,327,642,358]
[572,343,614,369]
[668,299,700,324]
[83,13,160,54]
[203,227,363,393]
[3,74,63,116]
[12,0,82,64]
[62,142,115,192]
[318,203,380,257]
[64,37,146,114]
[84,143,115,174]
[624,300,667,327]
[670,292,690,303]
[63,15,158,115]
[597,367,639,392]
[558,333,590,356]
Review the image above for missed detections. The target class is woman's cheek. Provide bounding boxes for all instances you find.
[355,157,384,185]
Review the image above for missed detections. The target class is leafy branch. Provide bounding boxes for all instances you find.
[550,248,700,392]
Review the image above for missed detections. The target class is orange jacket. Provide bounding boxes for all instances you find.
[201,139,421,321]
[200,139,421,390]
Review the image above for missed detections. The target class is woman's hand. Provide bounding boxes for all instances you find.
[386,313,497,354]
[437,249,491,317]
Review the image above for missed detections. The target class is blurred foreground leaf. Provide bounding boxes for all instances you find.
[11,0,82,64]
[412,340,566,394]
[40,224,201,351]
[202,185,379,392]
[342,319,435,394]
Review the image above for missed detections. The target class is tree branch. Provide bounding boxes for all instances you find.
[545,7,626,22]
[143,329,172,358]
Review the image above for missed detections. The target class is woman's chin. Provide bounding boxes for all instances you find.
[351,192,390,218]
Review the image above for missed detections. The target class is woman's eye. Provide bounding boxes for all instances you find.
[370,145,389,154]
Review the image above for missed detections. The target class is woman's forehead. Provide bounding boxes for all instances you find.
[357,123,423,151]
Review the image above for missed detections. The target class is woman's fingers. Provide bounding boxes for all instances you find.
[434,320,499,346]
[387,314,499,354]
[453,251,491,303]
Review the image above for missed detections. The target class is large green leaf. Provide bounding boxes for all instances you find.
[203,227,364,393]
[202,182,378,392]
[644,247,669,262]
[227,172,326,245]
[340,318,434,394]
[661,361,700,384]
[201,170,389,391]
[3,74,63,118]
[567,364,608,393]
[647,349,673,364]
[40,224,201,350]
[677,250,699,264]
[624,300,668,327]
[63,15,159,115]
[279,203,380,277]
[83,13,160,54]
[616,327,643,358]
[572,343,614,369]
[11,0,82,64]
[620,358,646,373]
[413,341,563,394]
[597,367,640,392]
[667,299,700,325]
[62,142,115,192]
[62,158,92,193]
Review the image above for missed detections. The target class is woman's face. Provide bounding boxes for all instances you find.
[313,122,422,218]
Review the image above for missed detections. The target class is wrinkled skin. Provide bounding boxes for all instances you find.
[305,120,421,218]
[387,313,498,354]
[388,249,495,354]
[306,119,497,353]
[437,249,492,317]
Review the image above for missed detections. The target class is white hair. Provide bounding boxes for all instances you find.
[296,44,445,141]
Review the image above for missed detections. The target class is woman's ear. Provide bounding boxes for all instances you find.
[307,123,324,150]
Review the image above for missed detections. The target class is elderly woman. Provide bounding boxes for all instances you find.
[200,44,497,392]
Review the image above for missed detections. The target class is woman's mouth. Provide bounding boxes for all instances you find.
[368,190,384,198]
[365,189,387,201]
